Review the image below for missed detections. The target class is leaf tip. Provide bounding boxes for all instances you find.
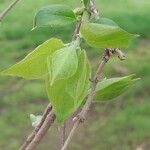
[133,78,141,82]
[128,74,140,84]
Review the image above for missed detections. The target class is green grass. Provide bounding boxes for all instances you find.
[92,100,150,150]
[0,0,150,149]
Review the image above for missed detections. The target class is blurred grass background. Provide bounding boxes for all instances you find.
[0,0,150,150]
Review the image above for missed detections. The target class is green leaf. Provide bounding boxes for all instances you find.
[66,50,91,103]
[1,38,64,79]
[33,5,76,29]
[94,74,140,102]
[94,18,118,26]
[81,22,138,48]
[48,45,78,85]
[83,0,89,7]
[46,50,91,123]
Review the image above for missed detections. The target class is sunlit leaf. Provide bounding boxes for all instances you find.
[1,38,64,79]
[94,74,140,102]
[81,22,138,48]
[46,50,91,123]
[66,50,91,103]
[33,4,76,29]
[48,45,78,85]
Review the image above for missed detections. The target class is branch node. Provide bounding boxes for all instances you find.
[103,48,111,62]
[73,114,86,123]
[72,117,78,122]
[115,48,126,60]
[78,116,86,123]
[95,77,100,83]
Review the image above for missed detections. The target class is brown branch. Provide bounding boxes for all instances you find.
[26,110,56,150]
[61,48,112,150]
[72,21,82,41]
[72,0,85,41]
[89,0,100,19]
[19,104,52,150]
[0,0,20,21]
[60,122,66,148]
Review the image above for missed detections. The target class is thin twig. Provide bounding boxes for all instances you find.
[72,20,82,41]
[26,110,56,150]
[60,122,66,148]
[0,0,20,21]
[19,104,52,150]
[72,0,84,41]
[61,49,112,150]
[89,0,100,19]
